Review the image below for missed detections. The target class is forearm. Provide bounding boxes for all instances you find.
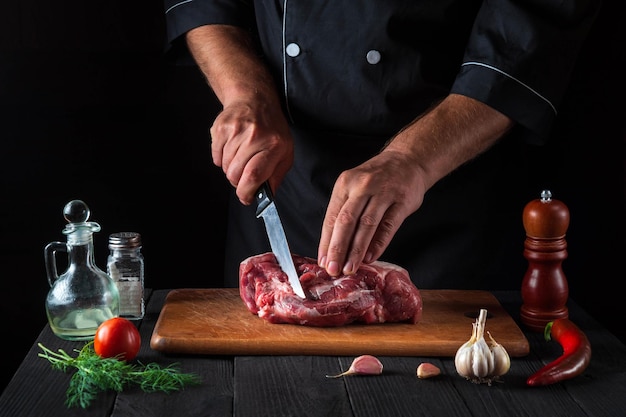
[185,25,281,109]
[383,93,514,191]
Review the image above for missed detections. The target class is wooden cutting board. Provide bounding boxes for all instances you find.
[150,289,529,357]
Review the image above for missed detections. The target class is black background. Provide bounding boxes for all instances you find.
[1,1,624,392]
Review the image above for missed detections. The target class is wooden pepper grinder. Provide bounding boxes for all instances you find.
[520,190,570,332]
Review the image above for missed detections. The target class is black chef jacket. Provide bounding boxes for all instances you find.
[163,1,599,289]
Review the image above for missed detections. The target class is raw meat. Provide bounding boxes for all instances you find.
[239,252,423,326]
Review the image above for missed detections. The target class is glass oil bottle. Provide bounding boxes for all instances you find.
[44,200,120,340]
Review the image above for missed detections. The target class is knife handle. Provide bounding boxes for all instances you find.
[255,181,274,217]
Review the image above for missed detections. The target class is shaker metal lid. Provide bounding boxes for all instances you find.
[108,231,142,248]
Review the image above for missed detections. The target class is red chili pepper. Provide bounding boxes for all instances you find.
[526,318,592,386]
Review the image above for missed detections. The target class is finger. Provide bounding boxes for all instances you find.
[360,202,403,264]
[337,196,399,275]
[210,114,245,176]
[338,200,380,275]
[235,150,274,205]
[318,186,349,270]
[209,122,225,168]
[211,114,258,193]
[219,128,247,181]
[210,108,251,173]
[322,195,371,276]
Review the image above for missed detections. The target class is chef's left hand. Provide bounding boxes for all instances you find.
[317,94,513,277]
[317,149,426,276]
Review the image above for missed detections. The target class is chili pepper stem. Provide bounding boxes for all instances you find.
[527,319,592,387]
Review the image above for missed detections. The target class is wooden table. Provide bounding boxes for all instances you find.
[1,289,625,417]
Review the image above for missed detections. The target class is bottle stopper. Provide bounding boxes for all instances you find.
[61,200,101,244]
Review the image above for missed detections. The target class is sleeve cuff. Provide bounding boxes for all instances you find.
[451,62,556,145]
[163,0,253,56]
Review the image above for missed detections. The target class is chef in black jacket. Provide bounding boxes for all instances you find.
[163,1,599,289]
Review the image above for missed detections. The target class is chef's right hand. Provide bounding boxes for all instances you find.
[210,99,294,205]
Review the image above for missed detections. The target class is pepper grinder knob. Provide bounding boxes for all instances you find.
[520,190,570,332]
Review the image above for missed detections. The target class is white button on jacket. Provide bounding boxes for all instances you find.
[366,50,381,65]
[286,42,300,57]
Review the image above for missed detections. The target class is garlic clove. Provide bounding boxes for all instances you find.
[326,355,383,378]
[454,340,473,379]
[488,331,511,377]
[454,321,478,379]
[470,338,494,378]
[417,362,441,379]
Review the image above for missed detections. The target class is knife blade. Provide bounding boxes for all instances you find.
[255,181,306,299]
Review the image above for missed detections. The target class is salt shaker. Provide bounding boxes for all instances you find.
[107,232,145,320]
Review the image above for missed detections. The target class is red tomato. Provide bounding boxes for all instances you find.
[94,317,141,361]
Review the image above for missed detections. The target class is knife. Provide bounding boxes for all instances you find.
[255,181,306,299]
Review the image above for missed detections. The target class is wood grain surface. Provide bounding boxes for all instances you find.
[150,289,529,357]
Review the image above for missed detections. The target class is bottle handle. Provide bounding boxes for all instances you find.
[44,241,67,287]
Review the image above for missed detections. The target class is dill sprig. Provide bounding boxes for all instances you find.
[38,342,202,409]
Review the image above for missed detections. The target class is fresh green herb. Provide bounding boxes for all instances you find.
[38,342,202,409]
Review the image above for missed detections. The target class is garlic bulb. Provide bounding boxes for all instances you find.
[454,308,510,385]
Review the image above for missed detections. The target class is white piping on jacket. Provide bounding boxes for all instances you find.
[462,61,557,115]
[282,0,294,123]
[165,0,193,15]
